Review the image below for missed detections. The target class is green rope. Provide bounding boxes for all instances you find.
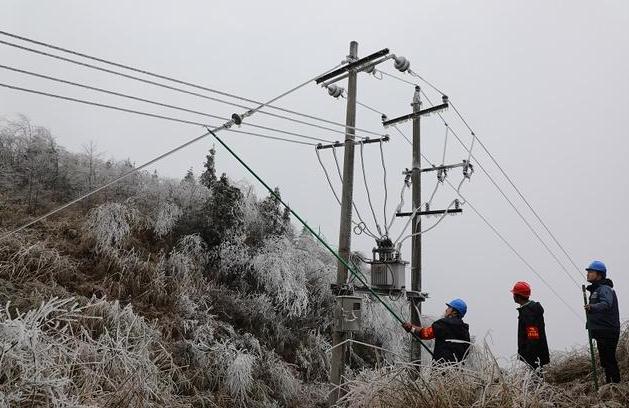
[209,129,433,358]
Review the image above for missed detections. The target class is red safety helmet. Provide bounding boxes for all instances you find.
[511,281,531,298]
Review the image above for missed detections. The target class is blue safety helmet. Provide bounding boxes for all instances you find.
[446,298,468,318]
[586,260,607,278]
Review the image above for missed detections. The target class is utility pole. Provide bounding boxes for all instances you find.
[328,40,358,407]
[410,86,422,363]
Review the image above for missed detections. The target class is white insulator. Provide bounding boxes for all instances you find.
[363,64,375,74]
[394,56,410,72]
[327,84,344,98]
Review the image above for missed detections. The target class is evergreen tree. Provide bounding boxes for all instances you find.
[200,173,244,246]
[199,146,217,188]
[258,187,289,237]
[183,167,195,184]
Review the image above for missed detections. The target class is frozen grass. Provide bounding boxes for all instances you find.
[339,333,629,408]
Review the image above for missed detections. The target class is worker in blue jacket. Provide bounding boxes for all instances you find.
[584,260,621,383]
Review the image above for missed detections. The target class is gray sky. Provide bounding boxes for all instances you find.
[2,0,628,361]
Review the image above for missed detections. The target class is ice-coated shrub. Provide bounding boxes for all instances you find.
[84,202,138,252]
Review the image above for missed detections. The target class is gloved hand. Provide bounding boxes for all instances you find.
[402,322,413,333]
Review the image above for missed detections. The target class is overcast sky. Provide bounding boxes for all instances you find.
[2,1,628,361]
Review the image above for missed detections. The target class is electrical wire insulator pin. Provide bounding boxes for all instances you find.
[394,56,410,73]
[327,84,344,98]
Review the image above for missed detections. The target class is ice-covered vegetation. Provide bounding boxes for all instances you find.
[1,116,627,407]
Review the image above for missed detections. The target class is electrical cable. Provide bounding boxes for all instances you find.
[208,129,435,356]
[378,66,582,281]
[314,148,379,239]
[419,90,580,287]
[0,82,332,147]
[359,141,384,237]
[0,127,215,242]
[378,139,389,237]
[0,64,336,144]
[0,62,342,240]
[448,100,583,276]
[417,149,584,321]
[0,33,387,140]
[330,146,381,239]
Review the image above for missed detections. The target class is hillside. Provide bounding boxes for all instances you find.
[1,116,628,407]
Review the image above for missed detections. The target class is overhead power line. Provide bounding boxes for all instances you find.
[418,89,581,287]
[0,81,331,146]
[0,64,337,144]
[379,65,582,278]
[0,31,387,140]
[412,131,584,321]
[0,60,342,241]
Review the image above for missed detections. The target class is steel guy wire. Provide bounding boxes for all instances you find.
[379,65,582,280]
[0,64,336,144]
[0,61,342,240]
[359,141,385,237]
[0,82,328,146]
[330,146,380,239]
[0,34,386,140]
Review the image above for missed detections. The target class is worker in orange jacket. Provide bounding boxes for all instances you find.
[402,298,471,364]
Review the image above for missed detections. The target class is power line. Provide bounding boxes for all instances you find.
[0,33,386,140]
[358,141,384,237]
[443,175,583,322]
[0,61,340,240]
[448,99,583,275]
[418,90,581,287]
[314,148,379,239]
[330,146,381,239]
[0,82,329,146]
[0,64,336,144]
[376,99,582,319]
[0,128,213,242]
[378,66,582,279]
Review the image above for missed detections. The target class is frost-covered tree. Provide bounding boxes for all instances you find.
[199,146,217,188]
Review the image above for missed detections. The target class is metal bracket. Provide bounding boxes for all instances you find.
[316,135,389,150]
[406,290,429,302]
[330,283,354,296]
[382,103,449,127]
[395,208,463,217]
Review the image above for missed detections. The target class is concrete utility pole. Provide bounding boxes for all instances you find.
[328,40,358,407]
[410,86,422,363]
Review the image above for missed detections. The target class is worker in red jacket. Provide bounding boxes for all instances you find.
[402,298,471,364]
[511,281,550,370]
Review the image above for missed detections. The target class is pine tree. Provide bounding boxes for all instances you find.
[199,147,217,188]
[183,168,195,184]
[258,187,288,237]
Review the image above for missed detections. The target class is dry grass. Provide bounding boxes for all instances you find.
[339,332,629,408]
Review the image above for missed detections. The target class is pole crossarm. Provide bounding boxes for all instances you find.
[396,208,463,217]
[315,48,390,84]
[418,160,469,173]
[382,103,449,127]
[320,55,394,87]
[316,135,389,150]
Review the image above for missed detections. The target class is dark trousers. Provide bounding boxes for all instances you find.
[592,329,621,383]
